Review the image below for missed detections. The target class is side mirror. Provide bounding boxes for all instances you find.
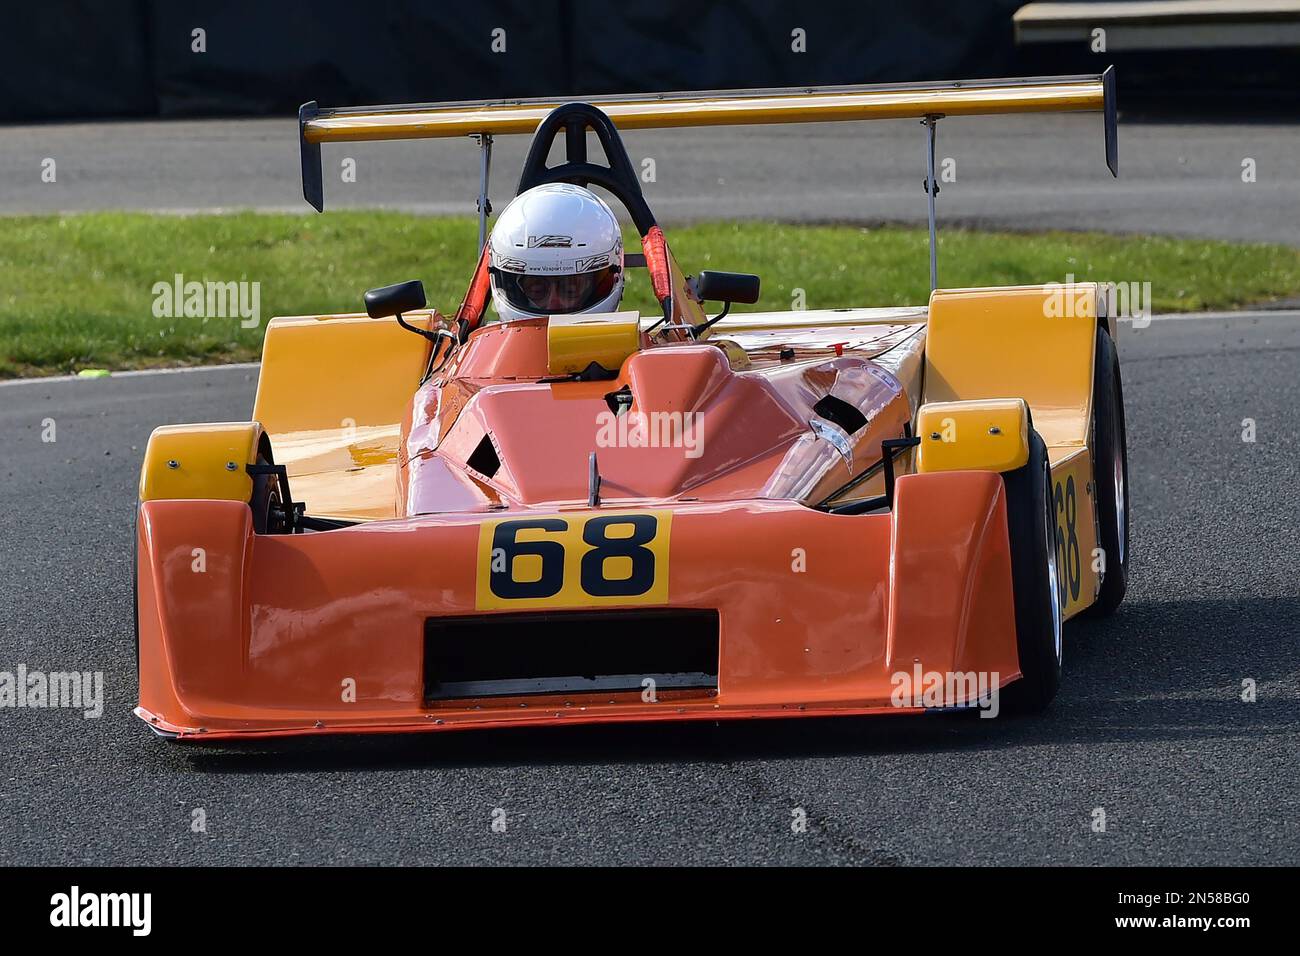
[695,271,760,305]
[364,279,426,318]
[364,279,448,346]
[690,271,761,339]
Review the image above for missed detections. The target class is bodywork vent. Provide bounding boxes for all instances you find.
[813,394,868,434]
[424,609,719,701]
[466,434,501,478]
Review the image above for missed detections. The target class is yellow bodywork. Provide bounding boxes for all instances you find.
[303,77,1107,143]
[915,399,1030,474]
[924,284,1103,453]
[139,422,263,503]
[251,311,437,521]
[922,283,1107,618]
[547,311,642,376]
[1049,446,1102,617]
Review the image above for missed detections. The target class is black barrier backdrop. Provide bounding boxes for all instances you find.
[0,1,155,120]
[148,0,575,115]
[0,0,1025,122]
[566,0,1024,94]
[1,1,1295,123]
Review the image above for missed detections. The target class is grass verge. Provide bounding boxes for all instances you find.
[2,211,1299,377]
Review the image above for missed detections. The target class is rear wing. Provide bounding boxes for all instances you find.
[299,68,1118,287]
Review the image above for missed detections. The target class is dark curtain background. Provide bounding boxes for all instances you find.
[1,0,1292,121]
[0,0,1023,121]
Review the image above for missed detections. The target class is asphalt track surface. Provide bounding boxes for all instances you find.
[2,311,1298,865]
[2,115,1299,243]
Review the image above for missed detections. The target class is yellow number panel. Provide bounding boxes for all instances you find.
[1050,449,1100,620]
[475,510,672,610]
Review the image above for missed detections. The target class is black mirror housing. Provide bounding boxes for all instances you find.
[695,271,760,305]
[364,280,426,318]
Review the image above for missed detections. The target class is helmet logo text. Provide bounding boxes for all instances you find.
[527,235,573,248]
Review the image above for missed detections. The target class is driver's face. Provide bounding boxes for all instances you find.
[520,272,595,312]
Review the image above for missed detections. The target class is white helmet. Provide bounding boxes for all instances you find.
[488,183,624,323]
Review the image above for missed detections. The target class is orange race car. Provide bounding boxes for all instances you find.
[135,71,1128,740]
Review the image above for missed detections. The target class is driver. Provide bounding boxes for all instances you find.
[488,183,624,322]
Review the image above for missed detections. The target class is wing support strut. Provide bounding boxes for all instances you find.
[922,114,941,292]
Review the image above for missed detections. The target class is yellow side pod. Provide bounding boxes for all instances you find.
[250,311,436,522]
[924,283,1104,452]
[916,399,1030,474]
[139,422,263,502]
[252,312,434,435]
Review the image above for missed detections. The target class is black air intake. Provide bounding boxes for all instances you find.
[424,609,719,701]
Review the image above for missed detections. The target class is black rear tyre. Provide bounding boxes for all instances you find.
[249,453,285,534]
[1085,327,1129,617]
[1000,430,1064,713]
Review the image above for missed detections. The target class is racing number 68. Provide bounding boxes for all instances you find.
[487,514,662,602]
[1054,475,1082,604]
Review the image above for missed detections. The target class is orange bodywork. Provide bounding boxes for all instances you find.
[136,472,1020,739]
[134,285,1034,739]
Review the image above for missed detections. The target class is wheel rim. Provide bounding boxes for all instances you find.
[1112,429,1127,567]
[270,485,284,533]
[262,482,284,534]
[1044,463,1064,666]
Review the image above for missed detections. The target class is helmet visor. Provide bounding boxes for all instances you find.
[492,264,620,316]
